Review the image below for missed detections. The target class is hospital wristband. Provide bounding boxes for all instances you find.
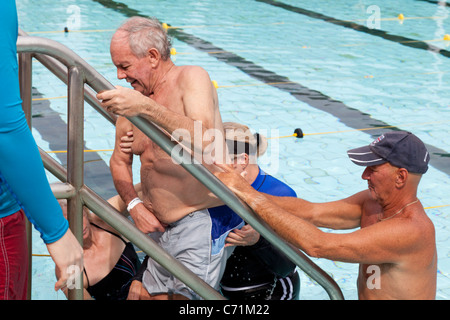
[127,197,143,212]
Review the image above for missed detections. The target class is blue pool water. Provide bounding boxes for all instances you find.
[15,0,450,300]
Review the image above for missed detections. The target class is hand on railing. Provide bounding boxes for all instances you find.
[97,86,150,117]
[47,228,83,292]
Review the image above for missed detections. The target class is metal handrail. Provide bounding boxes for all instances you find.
[17,34,344,300]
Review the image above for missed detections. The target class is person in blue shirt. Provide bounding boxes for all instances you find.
[216,122,300,300]
[0,0,82,299]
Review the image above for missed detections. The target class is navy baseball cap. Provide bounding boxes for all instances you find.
[347,131,430,174]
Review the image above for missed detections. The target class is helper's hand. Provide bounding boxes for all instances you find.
[214,162,252,198]
[127,280,143,300]
[97,86,150,117]
[225,224,260,247]
[120,130,134,154]
[46,228,83,292]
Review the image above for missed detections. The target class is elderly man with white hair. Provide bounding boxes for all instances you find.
[97,16,242,300]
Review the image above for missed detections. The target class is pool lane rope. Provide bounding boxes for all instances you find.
[267,120,450,140]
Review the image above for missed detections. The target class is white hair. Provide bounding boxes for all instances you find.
[116,16,172,60]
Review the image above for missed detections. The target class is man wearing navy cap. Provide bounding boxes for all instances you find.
[215,131,437,300]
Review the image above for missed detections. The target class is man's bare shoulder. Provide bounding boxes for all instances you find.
[376,204,436,262]
[409,207,436,242]
[176,65,211,83]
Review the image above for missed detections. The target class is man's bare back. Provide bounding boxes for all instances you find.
[357,197,437,299]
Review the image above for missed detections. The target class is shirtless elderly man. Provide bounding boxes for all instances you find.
[97,17,242,300]
[215,131,437,300]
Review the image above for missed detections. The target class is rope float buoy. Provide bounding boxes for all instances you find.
[293,128,304,138]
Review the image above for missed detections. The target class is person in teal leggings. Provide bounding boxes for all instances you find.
[0,0,82,299]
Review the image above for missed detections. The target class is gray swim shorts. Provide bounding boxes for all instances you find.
[142,209,242,299]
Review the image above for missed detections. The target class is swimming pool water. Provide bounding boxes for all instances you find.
[16,0,450,300]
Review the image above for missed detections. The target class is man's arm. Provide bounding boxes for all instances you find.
[106,183,142,215]
[264,191,367,230]
[174,66,227,164]
[215,164,425,265]
[110,117,164,233]
[258,194,425,265]
[110,116,138,204]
